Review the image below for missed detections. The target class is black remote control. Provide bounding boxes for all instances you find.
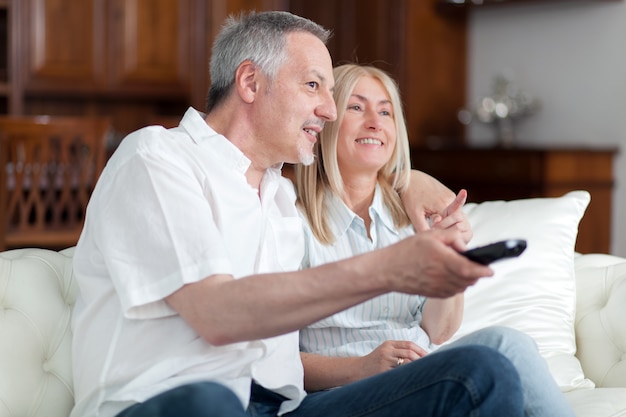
[462,239,527,265]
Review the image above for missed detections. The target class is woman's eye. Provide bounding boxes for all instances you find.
[307,81,319,90]
[348,104,362,111]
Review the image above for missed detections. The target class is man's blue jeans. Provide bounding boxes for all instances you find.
[117,344,523,417]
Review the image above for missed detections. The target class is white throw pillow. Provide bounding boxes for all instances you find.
[449,190,594,392]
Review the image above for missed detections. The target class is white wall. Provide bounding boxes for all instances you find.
[467,0,626,256]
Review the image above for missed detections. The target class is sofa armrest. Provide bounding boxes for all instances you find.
[574,254,626,388]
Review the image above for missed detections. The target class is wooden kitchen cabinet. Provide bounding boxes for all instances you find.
[20,0,191,97]
[411,147,617,254]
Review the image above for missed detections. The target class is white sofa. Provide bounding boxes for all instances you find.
[1,192,625,417]
[0,247,625,417]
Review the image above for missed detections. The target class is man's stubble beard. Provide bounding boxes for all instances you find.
[298,141,315,166]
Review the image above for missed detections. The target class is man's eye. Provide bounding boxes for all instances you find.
[307,81,319,90]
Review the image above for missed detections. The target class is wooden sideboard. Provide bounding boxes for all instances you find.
[411,147,617,254]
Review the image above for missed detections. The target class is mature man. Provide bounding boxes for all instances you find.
[69,10,523,417]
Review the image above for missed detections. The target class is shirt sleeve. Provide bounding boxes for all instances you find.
[91,131,232,319]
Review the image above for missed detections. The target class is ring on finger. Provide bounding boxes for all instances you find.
[396,357,405,367]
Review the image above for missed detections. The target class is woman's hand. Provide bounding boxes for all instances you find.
[301,341,429,392]
[402,170,456,231]
[356,340,429,378]
[401,170,473,244]
[430,189,473,244]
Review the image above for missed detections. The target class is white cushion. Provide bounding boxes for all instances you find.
[564,387,626,417]
[449,190,594,392]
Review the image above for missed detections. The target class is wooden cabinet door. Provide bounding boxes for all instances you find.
[21,0,106,92]
[21,0,191,97]
[108,0,191,95]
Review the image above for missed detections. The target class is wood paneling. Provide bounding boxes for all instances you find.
[21,0,106,91]
[411,147,617,254]
[21,0,192,96]
[108,0,191,94]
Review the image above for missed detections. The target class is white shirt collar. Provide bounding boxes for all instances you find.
[179,107,251,176]
[326,183,400,240]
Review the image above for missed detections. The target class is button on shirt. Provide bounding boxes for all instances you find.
[299,186,433,358]
[70,107,306,417]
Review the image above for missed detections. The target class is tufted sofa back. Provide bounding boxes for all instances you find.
[0,248,76,417]
[573,254,626,388]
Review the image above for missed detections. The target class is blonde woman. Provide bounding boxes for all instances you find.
[295,64,574,417]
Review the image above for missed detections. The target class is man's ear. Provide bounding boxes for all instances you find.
[235,60,258,104]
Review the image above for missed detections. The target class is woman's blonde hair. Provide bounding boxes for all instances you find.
[295,64,412,244]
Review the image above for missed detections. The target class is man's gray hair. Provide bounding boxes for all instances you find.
[206,11,331,112]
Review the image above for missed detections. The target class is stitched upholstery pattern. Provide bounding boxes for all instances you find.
[575,256,626,388]
[0,248,76,417]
